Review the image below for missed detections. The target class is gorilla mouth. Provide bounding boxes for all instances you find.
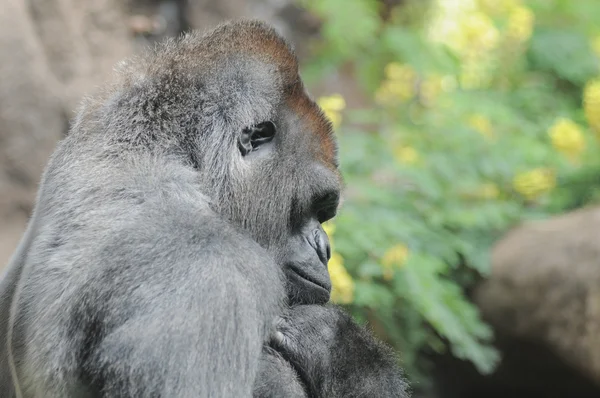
[286,264,330,292]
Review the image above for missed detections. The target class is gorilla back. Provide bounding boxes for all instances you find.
[0,20,342,397]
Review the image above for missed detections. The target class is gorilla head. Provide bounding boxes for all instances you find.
[85,20,340,303]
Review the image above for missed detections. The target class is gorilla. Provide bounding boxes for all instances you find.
[0,20,409,397]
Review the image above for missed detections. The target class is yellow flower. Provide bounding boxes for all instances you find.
[584,79,600,136]
[381,244,409,281]
[467,114,494,139]
[506,6,534,42]
[420,74,444,105]
[382,244,409,267]
[377,80,415,102]
[376,63,416,105]
[477,183,500,199]
[318,94,346,129]
[384,62,416,82]
[428,2,499,58]
[462,12,500,51]
[393,146,419,165]
[548,118,585,160]
[329,252,354,304]
[513,168,556,200]
[318,94,346,112]
[322,221,336,238]
[323,110,342,129]
[444,11,500,55]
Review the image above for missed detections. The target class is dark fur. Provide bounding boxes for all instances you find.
[271,305,409,397]
[0,20,408,397]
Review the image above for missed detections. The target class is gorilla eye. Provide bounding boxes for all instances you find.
[238,121,277,156]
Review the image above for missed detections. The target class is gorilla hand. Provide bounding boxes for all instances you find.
[253,346,307,398]
[272,305,410,398]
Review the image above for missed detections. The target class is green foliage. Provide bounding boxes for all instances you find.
[529,29,598,85]
[301,0,600,384]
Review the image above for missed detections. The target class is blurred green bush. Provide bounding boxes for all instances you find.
[299,0,600,382]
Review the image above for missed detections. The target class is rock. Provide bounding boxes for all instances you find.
[474,205,600,385]
[0,0,134,266]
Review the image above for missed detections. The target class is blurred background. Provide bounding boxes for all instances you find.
[2,0,600,396]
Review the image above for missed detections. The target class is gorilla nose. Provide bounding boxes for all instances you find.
[312,227,331,268]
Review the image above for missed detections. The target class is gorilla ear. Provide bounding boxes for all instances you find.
[239,121,277,156]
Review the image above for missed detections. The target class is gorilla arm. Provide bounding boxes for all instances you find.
[0,188,44,398]
[253,346,307,398]
[6,167,285,397]
[0,239,29,398]
[88,218,284,397]
[272,305,410,398]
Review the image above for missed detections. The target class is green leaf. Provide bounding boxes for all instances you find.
[529,29,599,85]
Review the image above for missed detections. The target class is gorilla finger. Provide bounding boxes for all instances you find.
[271,331,286,346]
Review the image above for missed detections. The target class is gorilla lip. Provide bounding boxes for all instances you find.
[286,263,331,292]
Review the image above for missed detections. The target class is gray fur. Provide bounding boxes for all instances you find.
[253,347,307,398]
[272,305,411,397]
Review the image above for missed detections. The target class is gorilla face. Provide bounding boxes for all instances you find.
[234,104,341,305]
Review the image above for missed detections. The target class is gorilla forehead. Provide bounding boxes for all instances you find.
[189,19,300,86]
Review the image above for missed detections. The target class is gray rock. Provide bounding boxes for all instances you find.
[475,205,600,385]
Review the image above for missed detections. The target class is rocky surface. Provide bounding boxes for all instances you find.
[474,205,600,386]
[0,0,133,266]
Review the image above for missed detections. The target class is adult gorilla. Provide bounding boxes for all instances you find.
[0,20,409,397]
